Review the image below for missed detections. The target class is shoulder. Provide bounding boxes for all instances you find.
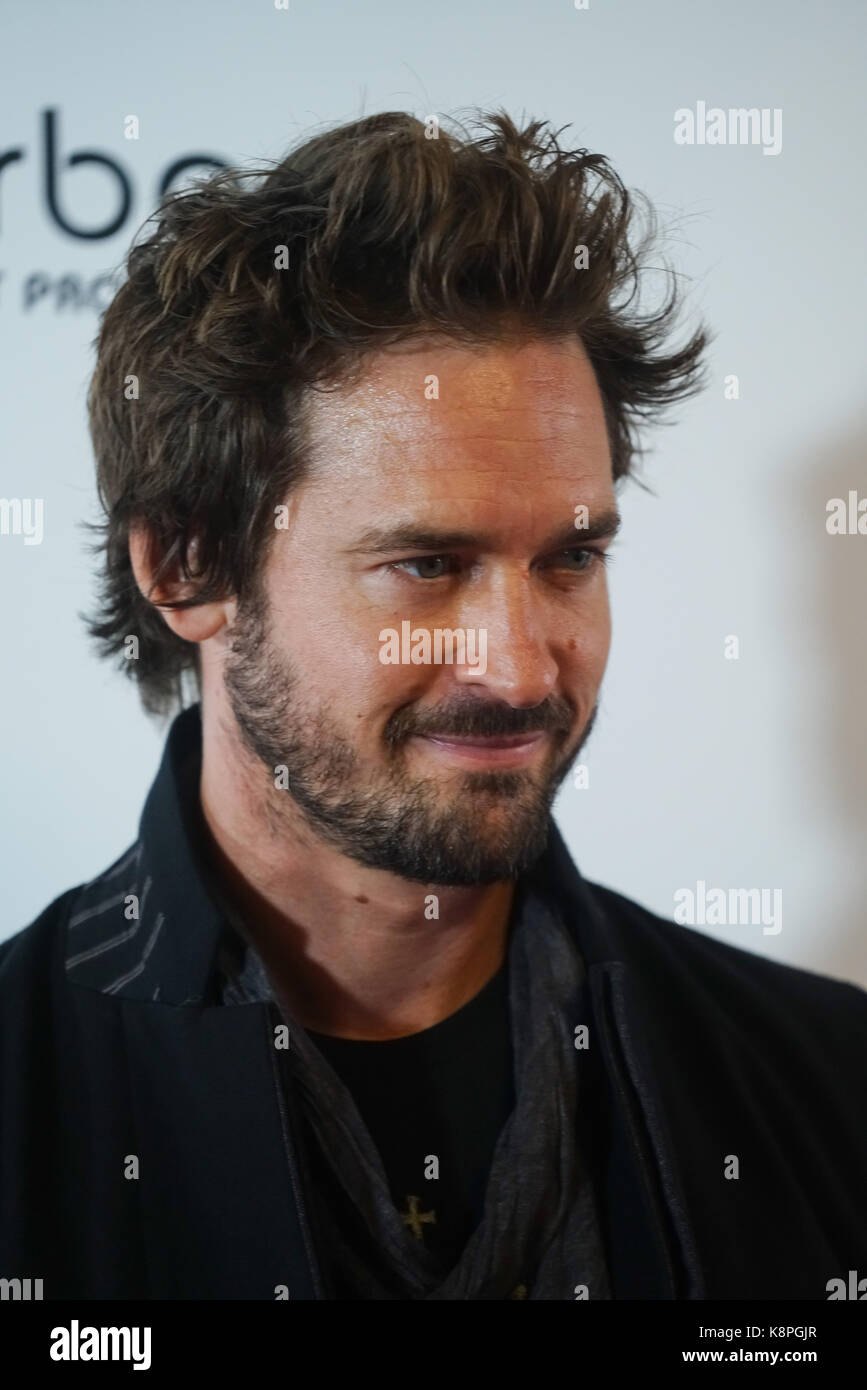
[0,887,80,981]
[583,877,867,1040]
[0,842,141,1001]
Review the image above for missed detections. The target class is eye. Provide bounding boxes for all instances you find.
[384,549,610,581]
[388,555,458,580]
[551,547,609,572]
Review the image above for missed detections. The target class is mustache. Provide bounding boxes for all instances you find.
[384,695,578,745]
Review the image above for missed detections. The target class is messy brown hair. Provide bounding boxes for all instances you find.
[86,108,711,715]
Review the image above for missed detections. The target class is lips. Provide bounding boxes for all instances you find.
[422,733,545,749]
[411,730,549,767]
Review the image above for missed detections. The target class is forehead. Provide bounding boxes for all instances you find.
[304,336,608,472]
[299,333,614,510]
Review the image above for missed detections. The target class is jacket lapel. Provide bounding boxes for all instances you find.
[535,821,706,1298]
[120,996,323,1299]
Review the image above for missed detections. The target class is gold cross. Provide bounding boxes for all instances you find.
[400,1194,436,1241]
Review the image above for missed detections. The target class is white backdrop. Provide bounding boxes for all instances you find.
[2,0,865,989]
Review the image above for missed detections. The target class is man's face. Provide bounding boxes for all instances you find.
[224,334,618,885]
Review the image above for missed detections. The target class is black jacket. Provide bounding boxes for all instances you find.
[1,705,865,1299]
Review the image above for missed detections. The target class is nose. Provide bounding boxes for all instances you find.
[452,569,558,706]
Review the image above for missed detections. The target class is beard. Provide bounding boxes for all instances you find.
[223,590,598,886]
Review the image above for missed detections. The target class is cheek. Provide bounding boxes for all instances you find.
[561,588,611,685]
[271,595,436,715]
[265,560,376,680]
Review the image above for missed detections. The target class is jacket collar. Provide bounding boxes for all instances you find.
[135,702,230,1003]
[65,703,229,1003]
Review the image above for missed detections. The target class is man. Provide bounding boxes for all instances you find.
[1,110,864,1302]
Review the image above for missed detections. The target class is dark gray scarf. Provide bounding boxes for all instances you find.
[221,876,612,1301]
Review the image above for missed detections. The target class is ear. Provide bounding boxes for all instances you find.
[128,525,237,643]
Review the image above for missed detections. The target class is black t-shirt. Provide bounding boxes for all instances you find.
[305,959,515,1276]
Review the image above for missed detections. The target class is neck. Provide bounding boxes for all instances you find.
[198,706,516,1041]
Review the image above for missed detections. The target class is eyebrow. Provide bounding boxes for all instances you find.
[345,507,622,556]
